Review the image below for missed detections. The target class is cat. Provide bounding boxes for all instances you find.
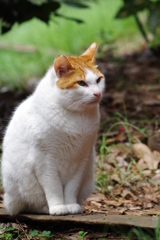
[1,42,105,216]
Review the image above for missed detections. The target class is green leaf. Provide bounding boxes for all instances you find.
[139,128,146,134]
[63,0,89,8]
[79,231,84,235]
[38,230,54,238]
[0,0,61,34]
[5,227,15,232]
[77,231,88,239]
[28,229,39,237]
[115,6,132,18]
[115,0,151,19]
[148,2,160,34]
[54,12,83,24]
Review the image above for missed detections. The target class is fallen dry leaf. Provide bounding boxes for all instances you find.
[87,193,106,202]
[132,131,144,141]
[0,203,5,208]
[143,98,160,106]
[137,158,148,170]
[143,202,153,209]
[128,206,141,211]
[116,207,128,214]
[104,200,123,207]
[121,189,137,201]
[152,150,160,168]
[0,229,4,235]
[125,211,144,216]
[101,162,114,170]
[144,194,154,201]
[91,201,102,208]
[106,153,117,164]
[112,186,122,197]
[142,170,152,176]
[91,209,107,214]
[106,131,119,137]
[108,143,131,155]
[140,84,160,92]
[116,156,128,167]
[151,173,160,185]
[111,91,126,106]
[111,173,121,183]
[132,143,160,170]
[148,131,160,152]
[132,143,152,158]
[142,208,160,215]
[115,133,127,142]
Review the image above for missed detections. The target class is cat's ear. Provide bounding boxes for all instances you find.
[54,55,74,78]
[81,42,97,61]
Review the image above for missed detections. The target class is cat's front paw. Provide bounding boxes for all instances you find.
[67,204,81,214]
[49,205,68,216]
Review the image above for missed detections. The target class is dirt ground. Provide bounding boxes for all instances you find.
[1,46,160,239]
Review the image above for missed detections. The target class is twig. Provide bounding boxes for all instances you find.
[134,13,149,43]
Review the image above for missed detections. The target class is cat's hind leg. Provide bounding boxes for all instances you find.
[4,192,26,215]
[27,203,49,214]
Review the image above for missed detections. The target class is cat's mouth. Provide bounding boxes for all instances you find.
[88,99,100,105]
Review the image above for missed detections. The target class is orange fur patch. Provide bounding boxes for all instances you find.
[55,55,103,90]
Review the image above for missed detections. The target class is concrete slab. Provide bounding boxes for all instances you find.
[0,208,159,229]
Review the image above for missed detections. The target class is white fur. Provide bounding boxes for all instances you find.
[1,67,105,215]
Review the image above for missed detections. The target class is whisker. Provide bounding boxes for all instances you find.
[66,100,85,117]
[65,94,101,116]
[67,99,84,111]
[67,98,87,116]
[102,97,109,104]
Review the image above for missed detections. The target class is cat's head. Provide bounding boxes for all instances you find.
[52,42,105,111]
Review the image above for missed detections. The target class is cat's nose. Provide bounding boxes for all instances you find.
[94,92,101,98]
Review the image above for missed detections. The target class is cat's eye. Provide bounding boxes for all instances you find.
[77,81,88,87]
[96,77,102,84]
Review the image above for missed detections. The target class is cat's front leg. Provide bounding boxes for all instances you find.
[64,180,81,214]
[65,148,95,214]
[36,155,68,216]
[64,160,87,214]
[49,205,68,215]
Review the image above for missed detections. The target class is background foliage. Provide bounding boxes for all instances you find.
[1,0,160,89]
[0,0,90,34]
[1,0,160,45]
[116,0,160,45]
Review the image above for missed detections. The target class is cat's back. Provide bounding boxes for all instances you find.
[3,75,52,147]
[3,95,35,149]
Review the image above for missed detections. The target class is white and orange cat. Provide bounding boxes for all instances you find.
[1,42,105,216]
